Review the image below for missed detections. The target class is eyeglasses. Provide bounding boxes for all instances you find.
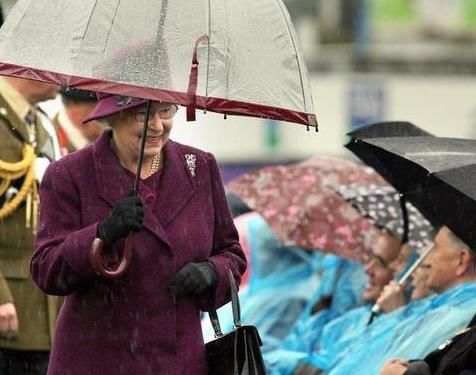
[129,104,178,122]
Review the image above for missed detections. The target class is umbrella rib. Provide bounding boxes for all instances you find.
[102,0,122,54]
[154,0,169,80]
[274,0,307,111]
[206,0,211,100]
[71,0,100,70]
[81,0,99,43]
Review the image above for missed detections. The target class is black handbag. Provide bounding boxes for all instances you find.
[205,270,266,375]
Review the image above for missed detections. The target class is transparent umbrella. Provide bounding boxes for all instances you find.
[0,0,317,127]
[0,0,318,277]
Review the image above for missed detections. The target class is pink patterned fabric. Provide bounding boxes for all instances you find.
[228,156,386,261]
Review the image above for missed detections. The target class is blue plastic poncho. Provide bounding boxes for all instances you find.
[306,290,433,372]
[202,213,323,343]
[265,259,367,374]
[267,248,434,374]
[326,281,476,375]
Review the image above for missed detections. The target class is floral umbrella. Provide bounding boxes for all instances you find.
[228,157,386,261]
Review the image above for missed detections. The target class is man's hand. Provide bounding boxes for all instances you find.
[380,358,408,375]
[376,281,407,313]
[0,303,18,338]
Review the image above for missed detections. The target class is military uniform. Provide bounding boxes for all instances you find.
[0,78,61,373]
[52,111,88,155]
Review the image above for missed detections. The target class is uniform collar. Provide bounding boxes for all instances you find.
[56,110,89,150]
[0,77,32,120]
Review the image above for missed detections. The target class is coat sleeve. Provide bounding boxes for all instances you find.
[404,361,432,375]
[197,153,247,311]
[30,161,99,296]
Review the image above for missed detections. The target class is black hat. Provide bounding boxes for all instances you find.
[60,88,97,103]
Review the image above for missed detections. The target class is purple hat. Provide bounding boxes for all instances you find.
[82,92,147,124]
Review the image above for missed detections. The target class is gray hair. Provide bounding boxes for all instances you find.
[446,228,471,252]
[445,228,476,274]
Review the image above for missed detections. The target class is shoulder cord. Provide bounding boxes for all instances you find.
[0,144,37,230]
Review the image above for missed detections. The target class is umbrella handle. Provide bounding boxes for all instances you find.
[90,234,134,278]
[90,100,151,278]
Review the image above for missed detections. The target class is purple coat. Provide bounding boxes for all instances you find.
[31,131,246,375]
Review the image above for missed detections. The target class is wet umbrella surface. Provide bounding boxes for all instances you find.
[0,0,317,126]
[346,136,476,249]
[347,121,432,140]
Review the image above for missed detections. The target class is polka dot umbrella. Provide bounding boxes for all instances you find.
[331,184,434,252]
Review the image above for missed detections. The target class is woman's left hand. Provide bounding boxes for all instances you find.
[169,262,218,297]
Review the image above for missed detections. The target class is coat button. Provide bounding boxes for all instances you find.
[145,194,155,205]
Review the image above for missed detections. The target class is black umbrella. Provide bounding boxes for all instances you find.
[346,136,476,249]
[225,192,252,218]
[347,121,432,139]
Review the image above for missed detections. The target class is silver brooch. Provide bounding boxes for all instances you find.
[116,96,142,107]
[185,154,197,177]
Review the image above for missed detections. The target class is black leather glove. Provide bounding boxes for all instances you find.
[169,262,218,296]
[97,196,144,245]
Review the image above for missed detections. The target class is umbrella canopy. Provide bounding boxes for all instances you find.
[332,184,433,251]
[0,0,317,126]
[346,136,476,249]
[348,121,432,139]
[227,157,386,260]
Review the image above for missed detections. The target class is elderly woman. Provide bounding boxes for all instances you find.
[31,94,247,375]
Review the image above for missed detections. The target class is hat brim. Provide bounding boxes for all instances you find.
[82,96,147,124]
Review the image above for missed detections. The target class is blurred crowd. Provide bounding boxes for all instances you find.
[202,153,476,375]
[0,77,104,373]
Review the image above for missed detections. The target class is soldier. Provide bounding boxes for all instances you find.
[52,88,103,155]
[0,76,61,374]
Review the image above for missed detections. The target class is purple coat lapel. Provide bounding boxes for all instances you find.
[92,132,198,248]
[153,140,198,227]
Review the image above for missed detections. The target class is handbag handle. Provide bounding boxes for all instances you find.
[228,270,242,328]
[209,310,223,338]
[208,269,242,337]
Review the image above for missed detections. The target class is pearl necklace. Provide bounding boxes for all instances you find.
[112,139,161,177]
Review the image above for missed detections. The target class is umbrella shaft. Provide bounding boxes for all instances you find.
[133,100,153,195]
[398,243,434,286]
[369,243,434,324]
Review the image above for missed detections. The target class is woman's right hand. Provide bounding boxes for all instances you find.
[97,196,144,245]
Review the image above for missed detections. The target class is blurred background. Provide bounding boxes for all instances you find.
[3,0,476,182]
